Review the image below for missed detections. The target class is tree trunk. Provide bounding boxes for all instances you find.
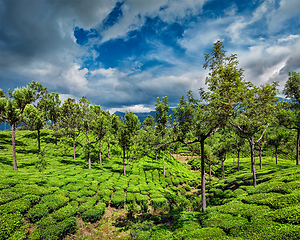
[88,147,91,169]
[291,149,293,162]
[275,147,278,165]
[232,152,235,166]
[177,149,179,167]
[259,147,262,170]
[297,129,299,165]
[99,140,102,165]
[123,147,126,176]
[200,139,206,212]
[55,122,58,146]
[73,138,76,160]
[221,160,225,179]
[87,134,91,169]
[12,124,17,171]
[237,150,240,172]
[37,129,41,152]
[163,149,165,176]
[249,140,257,187]
[209,164,212,177]
[127,148,129,166]
[4,120,6,131]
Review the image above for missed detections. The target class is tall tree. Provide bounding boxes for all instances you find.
[38,92,61,145]
[23,104,45,152]
[124,111,140,166]
[0,82,47,170]
[230,82,278,187]
[279,72,300,165]
[60,98,81,160]
[90,105,110,165]
[155,96,170,176]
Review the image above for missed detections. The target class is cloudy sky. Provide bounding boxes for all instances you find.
[0,0,300,113]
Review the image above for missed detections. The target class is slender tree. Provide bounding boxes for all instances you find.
[60,98,81,160]
[155,96,170,176]
[279,72,300,165]
[90,105,110,165]
[23,104,46,152]
[0,82,47,170]
[230,82,279,187]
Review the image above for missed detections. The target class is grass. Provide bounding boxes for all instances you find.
[1,129,300,239]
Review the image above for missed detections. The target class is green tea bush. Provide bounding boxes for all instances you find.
[77,188,96,197]
[203,212,248,235]
[0,189,22,205]
[78,196,99,213]
[0,212,24,240]
[27,204,49,223]
[51,204,77,221]
[0,198,31,214]
[217,200,271,221]
[81,202,106,223]
[150,198,167,210]
[266,205,300,224]
[40,194,69,212]
[111,191,125,209]
[126,192,135,203]
[135,193,149,204]
[7,223,29,240]
[127,185,140,193]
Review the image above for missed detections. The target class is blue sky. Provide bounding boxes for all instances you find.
[0,0,300,113]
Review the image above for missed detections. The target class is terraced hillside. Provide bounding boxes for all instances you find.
[1,129,300,239]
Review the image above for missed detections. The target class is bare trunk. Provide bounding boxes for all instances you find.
[37,129,41,152]
[249,140,257,187]
[163,149,165,176]
[155,150,157,162]
[123,147,126,176]
[200,139,206,212]
[87,133,91,169]
[297,129,299,165]
[232,152,235,166]
[259,147,262,170]
[237,150,240,172]
[209,164,212,177]
[99,140,102,165]
[177,149,178,167]
[291,149,293,162]
[55,122,58,146]
[12,124,17,171]
[4,120,6,131]
[127,148,129,166]
[275,147,278,165]
[221,160,225,179]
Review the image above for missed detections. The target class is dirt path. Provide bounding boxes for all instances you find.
[172,153,198,164]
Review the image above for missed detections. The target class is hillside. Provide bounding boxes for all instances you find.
[0,130,300,239]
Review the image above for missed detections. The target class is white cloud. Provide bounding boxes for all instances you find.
[278,34,300,43]
[109,104,154,114]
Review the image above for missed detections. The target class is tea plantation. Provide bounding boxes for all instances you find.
[1,130,300,239]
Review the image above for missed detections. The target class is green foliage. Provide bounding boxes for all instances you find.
[0,212,24,240]
[81,202,106,223]
[111,191,125,209]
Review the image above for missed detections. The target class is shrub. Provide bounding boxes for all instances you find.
[81,202,106,223]
[78,196,99,213]
[0,190,22,205]
[0,212,24,240]
[111,191,125,209]
[126,192,135,203]
[27,204,49,223]
[51,204,77,221]
[150,198,167,210]
[135,193,148,204]
[40,194,69,212]
[266,205,300,224]
[7,223,29,240]
[0,198,31,214]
